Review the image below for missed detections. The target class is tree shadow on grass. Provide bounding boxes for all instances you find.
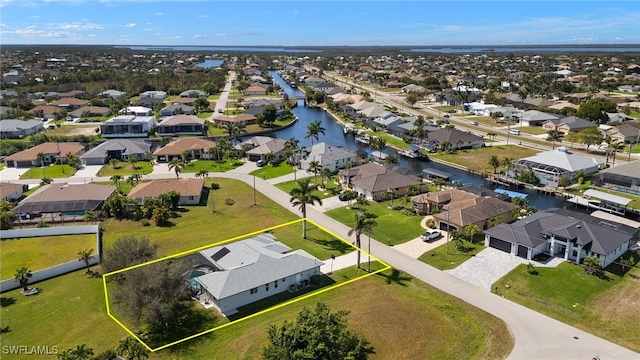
[0,297,16,307]
[0,326,10,334]
[145,302,221,349]
[309,236,353,254]
[375,268,413,287]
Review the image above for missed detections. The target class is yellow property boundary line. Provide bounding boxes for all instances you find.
[102,218,391,352]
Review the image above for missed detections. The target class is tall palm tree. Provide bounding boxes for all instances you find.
[305,120,326,145]
[488,155,501,174]
[224,122,247,145]
[265,151,275,164]
[406,183,421,196]
[440,140,452,152]
[383,154,399,165]
[289,178,322,239]
[284,137,300,165]
[321,168,333,188]
[436,92,446,115]
[608,140,625,167]
[195,169,209,179]
[77,248,94,274]
[117,336,150,360]
[127,173,142,188]
[168,158,186,179]
[546,130,561,150]
[501,157,512,173]
[71,344,94,360]
[110,175,122,191]
[463,223,480,242]
[109,158,120,169]
[307,160,322,186]
[411,116,427,140]
[128,156,140,169]
[14,266,32,291]
[348,208,377,269]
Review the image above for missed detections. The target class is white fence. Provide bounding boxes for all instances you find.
[0,225,101,293]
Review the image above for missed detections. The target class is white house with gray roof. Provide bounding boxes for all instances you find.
[300,142,360,172]
[484,211,632,267]
[191,234,323,316]
[0,119,44,139]
[80,139,152,165]
[513,147,602,187]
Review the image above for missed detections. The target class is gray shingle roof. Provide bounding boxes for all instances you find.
[81,139,151,160]
[194,234,322,299]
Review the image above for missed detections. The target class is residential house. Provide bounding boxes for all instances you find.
[402,84,427,94]
[303,77,324,87]
[160,104,195,117]
[411,187,517,232]
[0,182,27,202]
[513,147,602,187]
[153,137,218,163]
[339,162,426,201]
[213,114,257,126]
[606,112,631,123]
[427,129,484,150]
[80,139,152,166]
[243,85,268,95]
[100,115,157,138]
[591,161,640,195]
[52,97,88,110]
[239,136,287,162]
[484,211,632,268]
[0,119,44,139]
[617,85,640,93]
[244,99,284,110]
[312,82,339,94]
[128,178,204,205]
[179,89,208,98]
[125,106,152,117]
[520,110,560,127]
[157,115,205,136]
[139,90,167,100]
[99,89,127,99]
[542,116,596,135]
[29,105,63,120]
[300,142,360,172]
[4,142,85,168]
[602,125,640,144]
[70,106,110,118]
[190,233,323,316]
[12,183,116,221]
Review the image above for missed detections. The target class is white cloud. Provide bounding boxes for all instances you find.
[154,12,162,16]
[162,35,182,40]
[26,25,38,29]
[57,22,104,30]
[123,23,136,28]
[215,32,259,37]
[193,34,207,39]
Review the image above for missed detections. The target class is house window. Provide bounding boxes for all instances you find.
[274,281,278,289]
[250,287,257,294]
[188,196,194,200]
[265,284,269,291]
[282,278,286,282]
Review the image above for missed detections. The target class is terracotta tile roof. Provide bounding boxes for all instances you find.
[5,142,85,162]
[52,97,88,106]
[159,114,204,126]
[128,178,204,199]
[0,182,24,199]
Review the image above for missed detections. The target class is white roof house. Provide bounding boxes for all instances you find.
[124,106,152,116]
[514,147,603,187]
[300,142,360,172]
[192,234,323,316]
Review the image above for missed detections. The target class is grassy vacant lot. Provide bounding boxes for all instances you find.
[418,235,485,270]
[181,159,244,173]
[275,176,341,200]
[20,164,76,179]
[102,178,298,257]
[326,201,424,245]
[0,234,96,279]
[249,162,295,179]
[366,131,409,150]
[97,161,153,176]
[460,115,501,127]
[41,124,100,137]
[493,252,640,353]
[517,126,549,135]
[431,145,540,174]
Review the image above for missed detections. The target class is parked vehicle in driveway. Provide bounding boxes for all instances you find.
[256,159,266,167]
[469,121,478,126]
[420,229,442,242]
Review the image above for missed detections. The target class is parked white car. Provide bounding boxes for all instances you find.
[420,229,442,242]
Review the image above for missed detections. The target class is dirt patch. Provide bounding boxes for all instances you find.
[66,126,99,136]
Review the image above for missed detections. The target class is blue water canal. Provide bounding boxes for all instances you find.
[264,70,566,211]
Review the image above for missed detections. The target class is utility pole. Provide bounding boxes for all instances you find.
[253,175,256,205]
[368,229,372,273]
[446,210,450,255]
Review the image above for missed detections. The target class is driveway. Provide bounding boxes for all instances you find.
[71,165,102,180]
[0,166,29,181]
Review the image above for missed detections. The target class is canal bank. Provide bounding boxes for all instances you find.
[267,69,567,211]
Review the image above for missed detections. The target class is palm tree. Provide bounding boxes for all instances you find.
[265,151,275,164]
[436,92,446,115]
[77,248,94,274]
[289,178,322,239]
[128,156,140,170]
[284,137,300,165]
[14,266,32,291]
[488,155,501,174]
[195,169,209,179]
[575,169,586,185]
[117,336,150,360]
[383,154,399,165]
[608,140,625,167]
[109,158,120,169]
[411,116,427,140]
[321,168,333,188]
[37,152,47,178]
[440,140,452,152]
[71,344,94,360]
[305,120,326,145]
[348,209,377,269]
[127,173,142,188]
[168,158,186,179]
[433,177,446,190]
[307,160,322,186]
[486,132,497,146]
[488,216,502,228]
[546,130,561,150]
[463,223,480,242]
[353,195,370,212]
[110,175,122,191]
[224,122,247,145]
[500,157,512,173]
[406,183,421,196]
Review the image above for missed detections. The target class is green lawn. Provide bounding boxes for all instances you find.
[20,164,77,179]
[0,234,96,280]
[102,178,299,257]
[624,141,640,154]
[517,126,550,135]
[460,115,501,127]
[181,159,244,173]
[431,105,458,112]
[493,252,640,353]
[197,111,213,119]
[96,161,153,177]
[418,235,486,270]
[430,145,540,174]
[269,222,354,261]
[366,131,409,150]
[21,185,40,197]
[275,176,341,200]
[326,201,423,245]
[249,162,295,180]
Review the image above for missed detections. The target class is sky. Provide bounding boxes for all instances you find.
[0,0,639,46]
